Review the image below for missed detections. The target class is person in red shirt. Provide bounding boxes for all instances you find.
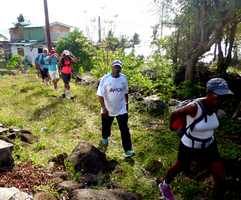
[59,50,76,99]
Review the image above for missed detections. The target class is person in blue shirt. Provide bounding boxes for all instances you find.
[35,48,50,85]
[48,48,59,90]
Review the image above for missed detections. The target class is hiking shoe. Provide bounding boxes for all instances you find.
[124,150,135,158]
[98,138,108,152]
[102,138,109,145]
[159,181,175,200]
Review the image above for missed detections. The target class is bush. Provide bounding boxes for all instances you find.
[56,29,96,72]
[6,55,23,69]
[176,80,205,99]
[145,55,175,101]
[91,49,176,102]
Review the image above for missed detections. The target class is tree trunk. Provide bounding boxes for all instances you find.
[173,29,180,65]
[213,43,217,62]
[183,28,222,81]
[185,60,194,81]
[217,21,238,75]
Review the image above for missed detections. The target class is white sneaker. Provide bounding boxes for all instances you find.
[65,90,72,99]
[159,181,175,200]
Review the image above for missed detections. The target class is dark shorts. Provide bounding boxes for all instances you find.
[62,73,71,84]
[40,68,48,79]
[178,141,220,167]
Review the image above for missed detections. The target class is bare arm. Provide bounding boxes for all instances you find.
[125,94,128,111]
[170,103,198,130]
[125,94,128,104]
[98,95,108,116]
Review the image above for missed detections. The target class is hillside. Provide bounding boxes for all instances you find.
[0,73,241,200]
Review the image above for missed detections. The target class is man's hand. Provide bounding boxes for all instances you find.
[102,107,109,117]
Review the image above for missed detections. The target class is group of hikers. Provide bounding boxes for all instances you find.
[35,48,77,99]
[96,60,233,200]
[34,49,232,199]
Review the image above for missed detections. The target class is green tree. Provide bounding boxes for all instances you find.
[56,29,96,72]
[119,35,130,50]
[154,0,241,81]
[104,30,120,52]
[103,31,141,52]
[130,33,141,49]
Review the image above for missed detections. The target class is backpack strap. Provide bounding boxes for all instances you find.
[184,100,212,149]
[185,100,206,133]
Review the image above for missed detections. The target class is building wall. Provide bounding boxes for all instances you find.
[11,45,46,65]
[9,27,24,42]
[9,23,71,43]
[0,42,11,60]
[9,23,71,65]
[0,42,11,67]
[50,24,70,33]
[23,27,45,42]
[49,24,70,42]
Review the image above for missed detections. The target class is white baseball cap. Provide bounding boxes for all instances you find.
[112,60,122,67]
[62,50,70,56]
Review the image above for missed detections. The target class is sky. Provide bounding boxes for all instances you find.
[0,0,162,56]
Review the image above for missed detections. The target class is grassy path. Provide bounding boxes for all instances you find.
[1,73,240,199]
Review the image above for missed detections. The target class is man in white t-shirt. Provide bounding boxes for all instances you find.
[97,60,134,158]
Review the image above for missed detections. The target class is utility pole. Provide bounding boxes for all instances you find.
[98,16,101,43]
[160,3,164,38]
[43,0,51,50]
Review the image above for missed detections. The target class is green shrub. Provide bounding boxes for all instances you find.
[6,55,23,69]
[176,80,205,99]
[56,29,96,72]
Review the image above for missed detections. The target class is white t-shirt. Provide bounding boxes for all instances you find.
[97,73,128,116]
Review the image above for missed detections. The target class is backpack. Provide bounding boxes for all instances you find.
[170,99,207,138]
[39,54,45,65]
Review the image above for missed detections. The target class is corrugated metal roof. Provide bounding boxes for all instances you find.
[10,41,45,46]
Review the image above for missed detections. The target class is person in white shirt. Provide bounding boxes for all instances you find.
[159,78,233,200]
[97,60,134,158]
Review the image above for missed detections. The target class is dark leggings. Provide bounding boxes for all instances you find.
[164,142,225,199]
[101,113,132,152]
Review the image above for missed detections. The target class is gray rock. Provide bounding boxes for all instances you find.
[0,140,14,171]
[75,73,97,86]
[0,126,38,144]
[0,127,9,133]
[10,128,21,132]
[67,141,109,174]
[0,187,32,200]
[51,177,64,186]
[78,173,98,187]
[129,92,143,101]
[49,153,68,166]
[71,189,142,200]
[168,99,181,106]
[143,95,167,112]
[19,132,38,144]
[34,192,57,200]
[52,171,69,180]
[57,181,82,192]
